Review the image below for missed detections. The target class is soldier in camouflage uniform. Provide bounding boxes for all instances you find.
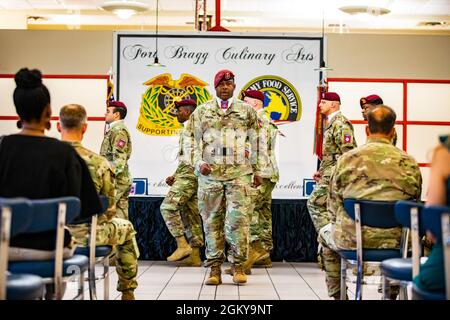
[187,69,266,286]
[360,94,397,146]
[160,99,204,266]
[242,90,279,271]
[58,104,139,300]
[319,105,422,299]
[100,100,132,220]
[307,92,357,233]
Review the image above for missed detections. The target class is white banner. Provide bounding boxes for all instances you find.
[114,32,323,199]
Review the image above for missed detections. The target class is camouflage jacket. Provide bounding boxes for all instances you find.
[257,109,279,182]
[174,120,196,179]
[319,111,357,185]
[187,98,265,181]
[100,120,132,185]
[70,141,116,222]
[328,137,422,249]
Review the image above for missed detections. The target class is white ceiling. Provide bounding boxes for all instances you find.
[0,0,449,33]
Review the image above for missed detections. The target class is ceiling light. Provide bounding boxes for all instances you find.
[339,6,390,17]
[100,1,148,19]
[147,0,165,67]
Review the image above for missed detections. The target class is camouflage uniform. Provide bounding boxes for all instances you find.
[319,137,422,297]
[188,98,265,267]
[100,120,132,220]
[307,111,357,232]
[249,109,279,251]
[68,142,139,292]
[160,120,204,248]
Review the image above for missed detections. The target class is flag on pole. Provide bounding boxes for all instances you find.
[313,81,328,160]
[107,69,115,105]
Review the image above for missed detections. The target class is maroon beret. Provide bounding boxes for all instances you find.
[174,99,197,109]
[321,92,341,103]
[360,94,383,107]
[243,90,264,102]
[108,100,126,108]
[214,69,235,87]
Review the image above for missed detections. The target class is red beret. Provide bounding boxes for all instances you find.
[243,90,264,102]
[321,92,341,103]
[174,99,197,109]
[360,94,383,107]
[108,100,126,108]
[214,69,235,87]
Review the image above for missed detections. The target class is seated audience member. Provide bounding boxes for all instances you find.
[0,68,101,259]
[57,104,139,300]
[413,134,450,295]
[318,105,422,299]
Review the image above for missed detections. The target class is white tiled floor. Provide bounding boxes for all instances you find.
[64,261,385,300]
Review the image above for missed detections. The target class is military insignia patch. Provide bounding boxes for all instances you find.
[343,134,352,144]
[239,75,302,123]
[137,73,211,136]
[117,139,126,148]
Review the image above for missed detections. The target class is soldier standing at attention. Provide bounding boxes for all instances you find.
[160,99,204,266]
[100,100,132,220]
[187,69,265,285]
[318,105,422,299]
[58,104,139,300]
[307,92,357,233]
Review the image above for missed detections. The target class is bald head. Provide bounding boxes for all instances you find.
[59,104,87,130]
[367,105,396,135]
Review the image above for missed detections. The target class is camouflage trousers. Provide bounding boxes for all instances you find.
[69,217,140,292]
[249,179,276,251]
[307,183,330,233]
[160,175,204,247]
[198,174,252,267]
[115,181,131,220]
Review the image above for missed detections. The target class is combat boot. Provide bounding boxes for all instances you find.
[167,236,192,262]
[231,264,247,284]
[177,247,202,267]
[253,257,272,268]
[205,266,222,285]
[121,290,135,300]
[241,241,269,272]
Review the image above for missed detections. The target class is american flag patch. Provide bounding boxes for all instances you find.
[117,139,126,148]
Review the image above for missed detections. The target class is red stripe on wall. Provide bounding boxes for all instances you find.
[0,74,108,79]
[418,163,431,167]
[328,77,450,84]
[0,116,105,121]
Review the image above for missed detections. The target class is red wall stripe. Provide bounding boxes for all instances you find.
[0,115,105,121]
[328,77,450,84]
[0,74,108,79]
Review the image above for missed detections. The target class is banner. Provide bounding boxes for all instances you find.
[114,32,323,199]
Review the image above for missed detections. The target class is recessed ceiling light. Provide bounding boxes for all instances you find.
[418,21,447,27]
[339,6,390,16]
[99,1,148,19]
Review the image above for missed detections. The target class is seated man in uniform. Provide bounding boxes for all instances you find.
[57,104,140,300]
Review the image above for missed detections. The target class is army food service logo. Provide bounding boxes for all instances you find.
[137,73,211,136]
[239,75,302,122]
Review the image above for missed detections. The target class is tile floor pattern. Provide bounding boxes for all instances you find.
[63,261,385,300]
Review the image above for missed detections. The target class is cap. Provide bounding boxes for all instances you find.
[360,94,383,107]
[214,69,235,87]
[108,100,126,108]
[321,92,341,103]
[174,99,197,109]
[243,90,264,102]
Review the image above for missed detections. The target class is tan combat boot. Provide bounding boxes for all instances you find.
[253,257,272,268]
[231,264,247,284]
[121,290,135,300]
[167,236,192,262]
[177,247,202,267]
[205,266,222,285]
[241,241,269,273]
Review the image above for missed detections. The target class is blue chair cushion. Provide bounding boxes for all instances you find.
[380,258,412,281]
[338,249,400,262]
[9,254,88,278]
[75,245,112,257]
[412,283,446,300]
[7,273,43,300]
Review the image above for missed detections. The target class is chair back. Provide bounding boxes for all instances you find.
[343,199,399,228]
[422,205,450,242]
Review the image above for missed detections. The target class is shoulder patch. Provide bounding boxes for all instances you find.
[116,138,126,149]
[343,132,353,144]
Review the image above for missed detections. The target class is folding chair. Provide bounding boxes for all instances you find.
[74,195,112,300]
[1,198,44,300]
[8,197,88,300]
[412,204,450,300]
[338,199,405,300]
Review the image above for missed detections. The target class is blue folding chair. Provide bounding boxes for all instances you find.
[8,197,89,300]
[0,198,43,300]
[412,205,450,300]
[380,200,425,299]
[339,199,406,300]
[73,195,112,300]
